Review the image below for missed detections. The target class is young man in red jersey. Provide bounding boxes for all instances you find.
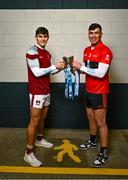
[72,23,113,167]
[24,27,65,167]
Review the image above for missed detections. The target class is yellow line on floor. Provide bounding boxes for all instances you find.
[0,166,128,176]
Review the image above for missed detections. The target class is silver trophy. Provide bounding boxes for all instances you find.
[63,56,74,72]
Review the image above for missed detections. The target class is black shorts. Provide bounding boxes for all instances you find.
[85,92,108,110]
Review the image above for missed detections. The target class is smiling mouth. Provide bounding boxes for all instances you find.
[91,39,97,42]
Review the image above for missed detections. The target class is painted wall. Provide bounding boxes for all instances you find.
[0,9,128,83]
[0,1,128,128]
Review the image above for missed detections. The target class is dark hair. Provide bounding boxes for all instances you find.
[35,27,49,37]
[88,23,102,32]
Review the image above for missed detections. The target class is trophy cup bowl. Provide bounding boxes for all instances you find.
[63,56,75,74]
[63,56,74,67]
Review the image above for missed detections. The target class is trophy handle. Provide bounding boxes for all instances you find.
[69,56,74,66]
[63,56,68,66]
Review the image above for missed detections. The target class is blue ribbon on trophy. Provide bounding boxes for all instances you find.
[63,56,79,100]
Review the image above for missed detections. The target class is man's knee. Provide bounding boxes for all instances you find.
[97,120,107,128]
[87,111,94,121]
[30,115,40,128]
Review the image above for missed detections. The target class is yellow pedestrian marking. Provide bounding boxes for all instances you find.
[0,166,128,176]
[54,139,81,163]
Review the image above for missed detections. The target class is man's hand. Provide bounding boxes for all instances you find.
[72,60,82,70]
[55,61,66,70]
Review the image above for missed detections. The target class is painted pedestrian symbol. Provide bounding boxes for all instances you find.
[53,139,81,163]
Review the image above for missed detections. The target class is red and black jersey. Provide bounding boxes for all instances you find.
[26,45,51,95]
[83,41,113,94]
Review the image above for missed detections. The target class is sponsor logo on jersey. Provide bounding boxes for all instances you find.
[92,55,97,57]
[105,54,110,61]
[39,56,44,58]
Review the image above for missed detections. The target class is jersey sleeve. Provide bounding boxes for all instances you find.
[80,62,109,78]
[100,48,113,65]
[26,46,56,77]
[26,47,38,61]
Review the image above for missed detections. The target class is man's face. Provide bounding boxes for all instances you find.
[88,27,102,46]
[36,33,49,48]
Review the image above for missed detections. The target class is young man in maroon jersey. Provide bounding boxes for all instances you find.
[24,27,65,167]
[72,23,113,167]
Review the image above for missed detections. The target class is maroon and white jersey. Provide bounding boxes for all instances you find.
[26,45,52,95]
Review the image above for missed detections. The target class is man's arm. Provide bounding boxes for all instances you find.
[80,63,109,78]
[51,60,66,74]
[72,60,109,78]
[51,69,61,75]
[27,58,57,77]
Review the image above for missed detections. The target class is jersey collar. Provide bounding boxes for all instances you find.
[35,44,45,50]
[91,41,103,50]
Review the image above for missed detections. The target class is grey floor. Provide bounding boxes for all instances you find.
[0,128,128,179]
